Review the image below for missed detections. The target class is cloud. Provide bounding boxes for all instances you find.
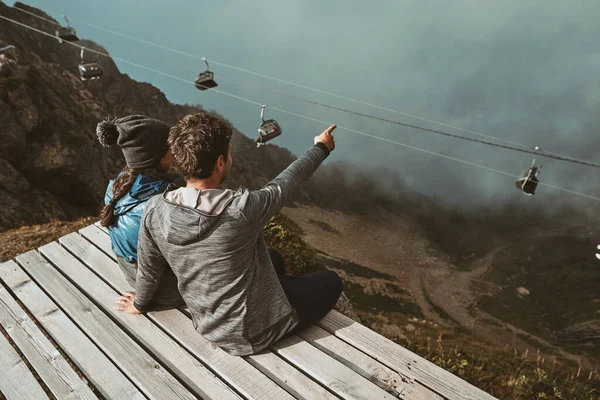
[13,0,600,208]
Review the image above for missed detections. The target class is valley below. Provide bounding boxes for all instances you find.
[282,204,600,372]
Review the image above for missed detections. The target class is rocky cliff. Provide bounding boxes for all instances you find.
[0,2,299,231]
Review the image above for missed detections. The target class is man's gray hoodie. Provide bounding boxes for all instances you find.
[134,143,329,356]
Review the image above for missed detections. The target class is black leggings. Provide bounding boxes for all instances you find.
[268,248,343,329]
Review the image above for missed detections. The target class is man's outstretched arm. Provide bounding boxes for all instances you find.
[242,125,336,230]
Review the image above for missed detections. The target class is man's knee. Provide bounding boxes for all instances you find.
[324,270,343,303]
[268,247,282,261]
[268,248,286,275]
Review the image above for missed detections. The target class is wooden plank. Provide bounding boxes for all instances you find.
[75,226,310,399]
[90,223,443,399]
[88,223,429,400]
[0,261,144,400]
[94,221,108,234]
[83,225,114,256]
[79,225,330,400]
[0,322,48,400]
[15,250,195,400]
[41,239,241,400]
[271,334,396,400]
[297,325,443,400]
[149,309,297,400]
[0,285,97,400]
[318,311,498,400]
[243,350,336,400]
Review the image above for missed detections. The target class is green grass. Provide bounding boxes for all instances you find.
[320,255,398,281]
[477,234,600,365]
[263,214,327,276]
[383,281,408,296]
[343,281,424,317]
[516,333,556,354]
[363,315,600,399]
[264,214,600,398]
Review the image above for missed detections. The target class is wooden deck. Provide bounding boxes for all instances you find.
[0,222,497,400]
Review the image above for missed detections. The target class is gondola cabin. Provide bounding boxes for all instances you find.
[0,58,11,78]
[0,45,15,78]
[78,63,103,81]
[194,58,218,90]
[256,105,282,147]
[256,120,282,146]
[55,15,79,43]
[56,26,79,43]
[515,159,542,195]
[78,48,103,81]
[194,71,218,90]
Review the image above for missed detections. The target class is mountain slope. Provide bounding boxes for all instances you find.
[2,2,600,397]
[0,2,300,231]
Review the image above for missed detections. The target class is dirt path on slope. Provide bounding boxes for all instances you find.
[283,205,594,368]
[282,205,446,321]
[423,231,593,369]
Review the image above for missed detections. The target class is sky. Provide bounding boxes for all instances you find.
[6,0,600,207]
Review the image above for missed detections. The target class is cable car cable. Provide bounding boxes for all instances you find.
[227,79,600,168]
[13,4,600,168]
[1,13,599,202]
[12,4,583,160]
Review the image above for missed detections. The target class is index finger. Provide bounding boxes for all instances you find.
[326,124,337,134]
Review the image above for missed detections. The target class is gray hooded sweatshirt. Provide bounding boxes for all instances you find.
[134,143,329,356]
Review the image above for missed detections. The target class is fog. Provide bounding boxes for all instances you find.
[8,0,600,207]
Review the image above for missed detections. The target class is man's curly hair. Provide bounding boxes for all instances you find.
[168,113,233,180]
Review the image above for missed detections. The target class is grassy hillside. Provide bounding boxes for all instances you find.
[477,234,600,367]
[265,215,600,398]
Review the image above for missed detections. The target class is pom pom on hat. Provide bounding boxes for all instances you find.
[96,117,119,147]
[95,114,170,169]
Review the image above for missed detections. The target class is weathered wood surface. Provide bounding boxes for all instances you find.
[244,350,337,400]
[0,318,48,400]
[318,311,497,400]
[86,223,449,400]
[272,334,396,400]
[73,228,297,400]
[0,284,97,400]
[82,226,398,398]
[0,261,144,400]
[0,221,500,400]
[81,225,336,400]
[41,239,241,400]
[15,250,195,400]
[298,325,443,400]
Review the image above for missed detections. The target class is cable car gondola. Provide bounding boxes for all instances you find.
[194,58,218,90]
[0,45,16,78]
[78,49,103,81]
[55,15,79,43]
[515,158,542,195]
[256,105,282,147]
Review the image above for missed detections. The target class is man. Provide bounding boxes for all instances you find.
[115,112,343,356]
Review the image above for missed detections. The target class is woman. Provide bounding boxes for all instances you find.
[97,115,184,308]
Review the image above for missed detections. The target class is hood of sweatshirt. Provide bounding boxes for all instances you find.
[160,187,241,245]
